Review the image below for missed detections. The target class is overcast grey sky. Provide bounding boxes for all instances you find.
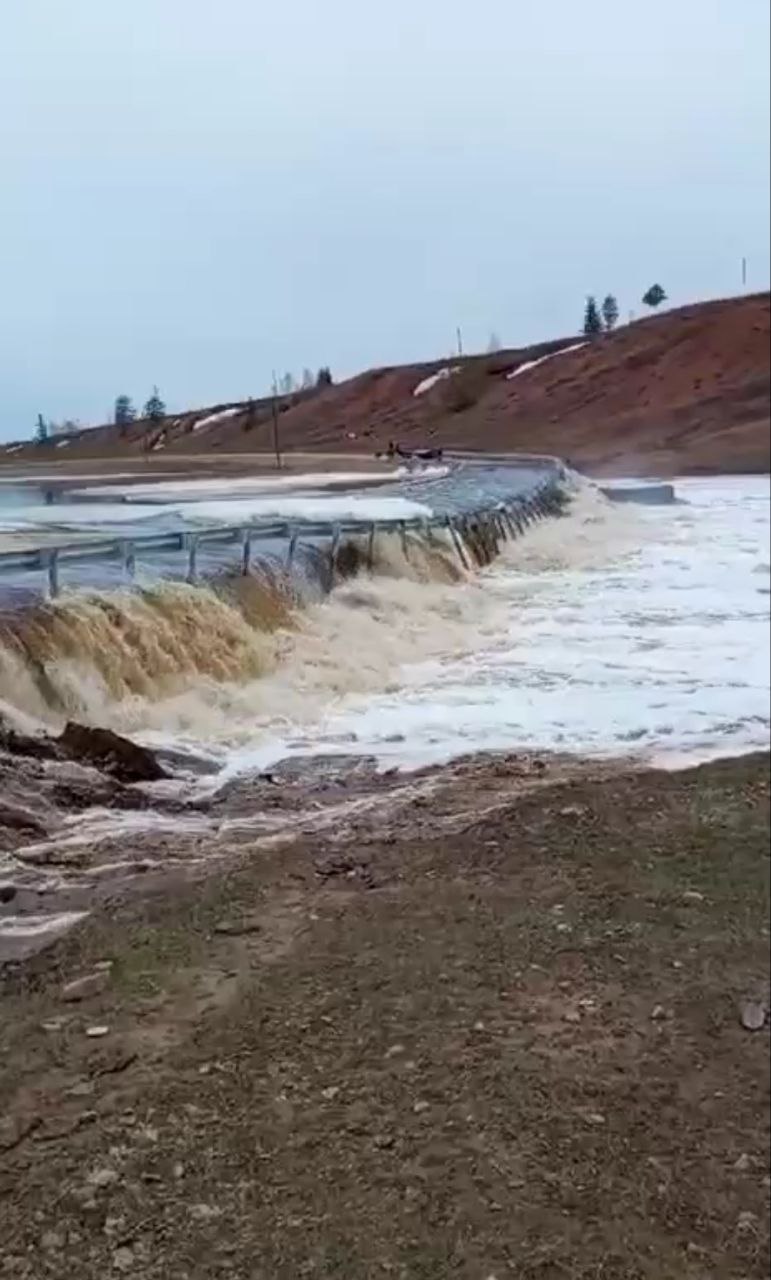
[1,0,769,439]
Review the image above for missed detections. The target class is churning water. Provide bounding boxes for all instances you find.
[0,468,768,775]
[197,475,769,774]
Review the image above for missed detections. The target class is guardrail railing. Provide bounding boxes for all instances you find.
[0,480,567,598]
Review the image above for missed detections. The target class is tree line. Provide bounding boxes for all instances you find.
[111,368,334,431]
[33,366,335,444]
[583,283,667,338]
[31,281,670,446]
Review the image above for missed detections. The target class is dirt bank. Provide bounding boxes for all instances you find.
[3,292,768,476]
[0,750,768,1278]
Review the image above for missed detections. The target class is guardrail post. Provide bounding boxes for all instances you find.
[468,515,478,562]
[186,534,199,583]
[328,523,341,590]
[0,468,568,601]
[447,516,469,570]
[121,540,136,580]
[399,520,409,560]
[488,512,500,558]
[241,530,252,576]
[46,549,60,598]
[471,516,488,566]
[459,517,470,564]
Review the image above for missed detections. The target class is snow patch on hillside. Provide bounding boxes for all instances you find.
[507,342,587,381]
[413,367,460,397]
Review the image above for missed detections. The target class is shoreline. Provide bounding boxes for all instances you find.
[0,747,642,964]
[0,748,768,1275]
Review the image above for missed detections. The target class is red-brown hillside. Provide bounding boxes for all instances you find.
[3,292,769,475]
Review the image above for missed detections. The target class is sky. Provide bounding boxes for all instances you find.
[1,0,769,439]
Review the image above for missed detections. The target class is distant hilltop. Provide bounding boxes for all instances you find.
[2,291,769,476]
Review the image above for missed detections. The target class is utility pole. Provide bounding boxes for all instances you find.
[271,371,282,470]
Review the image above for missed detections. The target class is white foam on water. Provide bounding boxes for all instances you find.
[1,476,767,806]
[195,476,769,775]
[14,808,213,865]
[0,911,87,939]
[394,464,451,480]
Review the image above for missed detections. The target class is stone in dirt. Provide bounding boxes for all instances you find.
[213,917,262,936]
[112,1247,134,1273]
[61,971,109,1002]
[739,1000,767,1031]
[58,722,167,784]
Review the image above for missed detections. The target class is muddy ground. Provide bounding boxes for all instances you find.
[0,750,769,1278]
[4,292,768,475]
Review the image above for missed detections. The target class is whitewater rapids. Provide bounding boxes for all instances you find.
[0,477,767,772]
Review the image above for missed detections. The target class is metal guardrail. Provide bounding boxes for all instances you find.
[0,481,566,598]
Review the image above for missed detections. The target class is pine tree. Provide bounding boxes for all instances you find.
[601,294,619,332]
[143,386,166,422]
[114,395,136,430]
[34,413,48,445]
[642,283,667,309]
[583,296,603,338]
[316,366,333,387]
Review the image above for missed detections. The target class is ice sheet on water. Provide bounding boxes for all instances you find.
[185,494,432,524]
[0,491,431,534]
[2,502,171,528]
[72,472,398,502]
